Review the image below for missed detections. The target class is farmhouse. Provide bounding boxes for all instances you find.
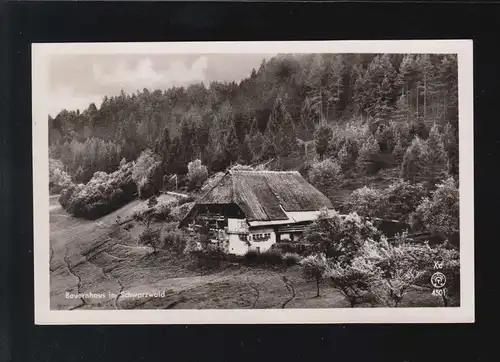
[179,170,335,255]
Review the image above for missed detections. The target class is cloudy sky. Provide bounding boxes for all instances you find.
[48,53,274,117]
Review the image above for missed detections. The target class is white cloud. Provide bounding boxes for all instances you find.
[92,56,209,90]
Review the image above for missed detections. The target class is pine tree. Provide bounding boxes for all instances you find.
[352,65,368,119]
[224,124,240,166]
[392,131,405,164]
[393,93,411,123]
[426,124,450,185]
[442,122,459,176]
[401,136,429,183]
[314,124,332,160]
[416,54,435,121]
[239,135,253,164]
[364,55,397,121]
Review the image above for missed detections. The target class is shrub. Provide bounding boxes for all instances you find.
[282,252,301,267]
[187,159,208,190]
[300,253,328,297]
[132,149,164,199]
[49,161,73,194]
[244,249,283,266]
[258,250,283,265]
[153,203,172,221]
[244,250,259,263]
[138,227,162,253]
[59,162,137,219]
[308,158,343,189]
[162,229,188,253]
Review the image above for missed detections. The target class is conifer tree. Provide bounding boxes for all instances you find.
[442,122,459,176]
[426,124,450,185]
[314,124,332,160]
[392,131,405,164]
[393,94,411,123]
[401,136,429,183]
[224,124,240,166]
[356,134,380,173]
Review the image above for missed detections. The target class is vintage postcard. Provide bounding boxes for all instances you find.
[33,40,474,324]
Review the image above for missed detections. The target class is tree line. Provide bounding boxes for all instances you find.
[49,53,458,185]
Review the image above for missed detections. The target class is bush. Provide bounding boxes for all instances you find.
[308,158,343,189]
[153,203,172,221]
[138,227,162,253]
[49,160,73,194]
[187,159,208,190]
[244,250,259,263]
[244,249,283,266]
[282,252,301,267]
[59,162,137,219]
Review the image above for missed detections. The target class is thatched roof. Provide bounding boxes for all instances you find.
[196,170,333,222]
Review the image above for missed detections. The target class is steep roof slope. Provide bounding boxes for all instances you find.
[197,170,333,222]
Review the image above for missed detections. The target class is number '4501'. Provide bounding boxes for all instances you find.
[432,289,447,296]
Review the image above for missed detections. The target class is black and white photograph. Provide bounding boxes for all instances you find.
[33,41,474,324]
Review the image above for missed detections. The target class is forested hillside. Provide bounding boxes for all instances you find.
[49,53,458,186]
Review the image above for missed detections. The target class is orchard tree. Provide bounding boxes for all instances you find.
[302,210,381,265]
[300,253,328,297]
[359,238,424,307]
[326,256,381,308]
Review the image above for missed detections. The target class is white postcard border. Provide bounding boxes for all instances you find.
[33,40,474,324]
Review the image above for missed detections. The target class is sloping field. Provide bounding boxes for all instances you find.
[50,195,444,310]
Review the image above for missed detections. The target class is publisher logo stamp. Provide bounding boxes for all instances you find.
[430,272,446,289]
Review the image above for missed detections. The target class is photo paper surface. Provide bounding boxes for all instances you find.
[33,40,474,324]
